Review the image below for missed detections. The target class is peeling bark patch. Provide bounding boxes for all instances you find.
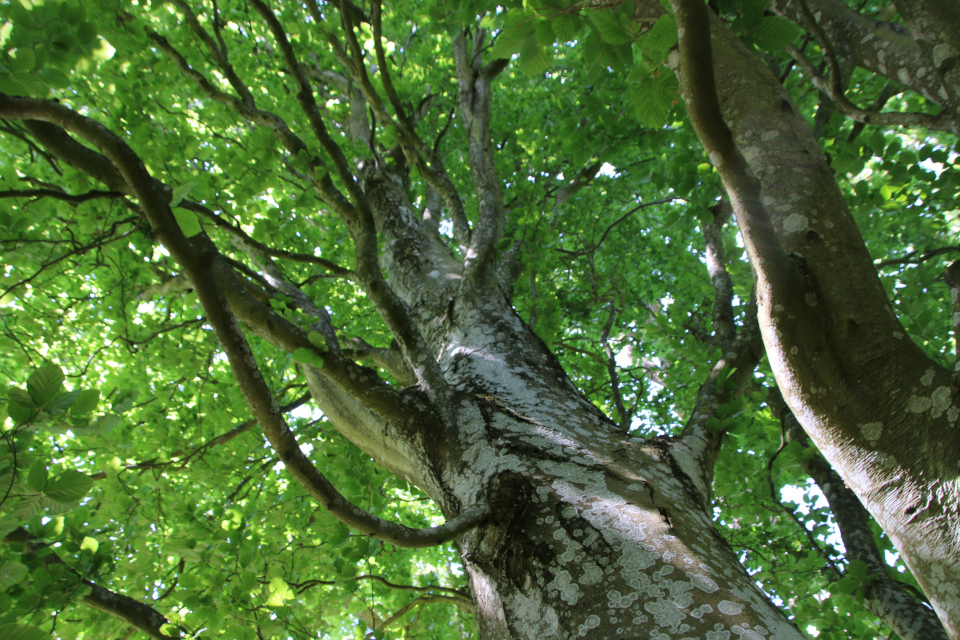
[906,386,953,419]
[718,600,744,615]
[577,614,600,636]
[782,214,809,232]
[930,386,952,418]
[859,422,883,444]
[907,395,933,413]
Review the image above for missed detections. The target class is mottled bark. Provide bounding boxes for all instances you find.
[768,389,949,640]
[773,0,960,130]
[668,0,960,635]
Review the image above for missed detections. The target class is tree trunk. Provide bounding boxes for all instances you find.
[286,164,806,638]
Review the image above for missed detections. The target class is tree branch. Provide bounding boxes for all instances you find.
[3,527,182,639]
[0,93,486,549]
[453,31,507,294]
[0,188,124,203]
[184,200,356,280]
[765,388,950,640]
[785,44,952,133]
[704,201,736,350]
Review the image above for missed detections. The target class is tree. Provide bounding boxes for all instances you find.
[0,0,958,638]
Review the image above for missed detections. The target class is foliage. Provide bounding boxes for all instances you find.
[0,0,957,638]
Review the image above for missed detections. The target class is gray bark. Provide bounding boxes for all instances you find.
[665,0,960,635]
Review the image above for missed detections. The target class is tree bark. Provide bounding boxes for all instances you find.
[668,0,960,635]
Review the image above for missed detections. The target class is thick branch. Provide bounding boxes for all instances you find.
[766,389,950,640]
[0,93,485,548]
[453,31,507,293]
[772,0,958,124]
[703,201,736,350]
[785,44,952,133]
[4,527,180,639]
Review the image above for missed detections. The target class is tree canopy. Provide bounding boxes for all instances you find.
[1,0,959,638]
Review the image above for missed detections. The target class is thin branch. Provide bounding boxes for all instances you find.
[329,0,471,246]
[167,0,256,105]
[292,573,470,602]
[785,42,951,132]
[599,303,628,431]
[704,201,736,349]
[183,200,356,280]
[453,30,507,292]
[557,198,678,257]
[765,386,949,640]
[252,0,453,403]
[0,93,487,548]
[945,261,960,370]
[0,217,139,301]
[764,437,842,576]
[875,244,960,267]
[0,188,124,203]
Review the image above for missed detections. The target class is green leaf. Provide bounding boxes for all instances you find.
[26,459,47,492]
[13,494,43,520]
[519,34,551,76]
[27,364,64,407]
[631,76,673,128]
[0,624,49,640]
[834,575,860,595]
[0,560,28,587]
[173,209,202,237]
[87,413,122,434]
[552,14,580,42]
[640,14,677,60]
[43,388,79,413]
[489,11,535,59]
[748,16,801,51]
[847,558,869,581]
[71,389,101,415]
[7,387,38,424]
[587,9,631,45]
[44,469,94,503]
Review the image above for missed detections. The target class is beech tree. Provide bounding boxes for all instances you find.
[1,0,958,638]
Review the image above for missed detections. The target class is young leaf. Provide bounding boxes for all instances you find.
[27,364,64,407]
[44,469,94,503]
[292,348,317,365]
[170,181,198,207]
[173,209,203,237]
[79,536,99,553]
[71,388,101,415]
[26,459,47,493]
[587,9,631,45]
[748,16,801,51]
